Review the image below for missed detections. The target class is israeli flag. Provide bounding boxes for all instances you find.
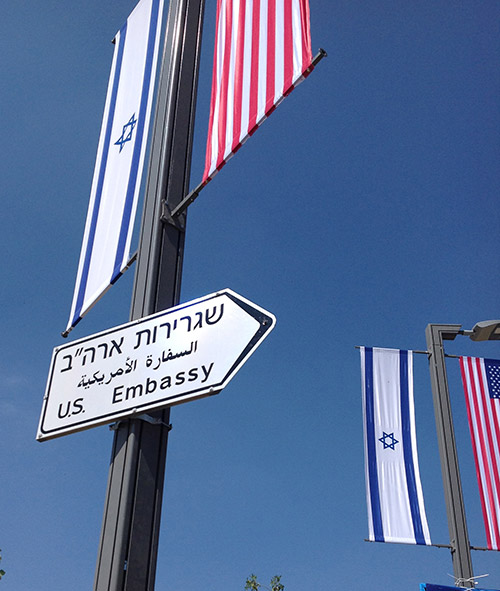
[360,347,432,545]
[65,0,164,335]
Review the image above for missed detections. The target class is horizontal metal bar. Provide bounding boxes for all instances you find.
[364,539,451,549]
[364,539,493,552]
[354,346,460,359]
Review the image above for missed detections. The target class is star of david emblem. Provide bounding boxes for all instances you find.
[115,114,137,152]
[379,431,399,450]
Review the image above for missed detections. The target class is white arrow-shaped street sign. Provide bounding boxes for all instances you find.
[37,289,275,441]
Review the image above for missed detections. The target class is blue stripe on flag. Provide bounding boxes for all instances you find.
[365,347,384,541]
[399,350,426,545]
[112,0,161,281]
[71,23,128,328]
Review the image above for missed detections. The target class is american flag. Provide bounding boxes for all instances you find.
[460,356,500,550]
[202,0,314,184]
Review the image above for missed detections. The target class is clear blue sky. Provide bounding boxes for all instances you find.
[1,1,499,589]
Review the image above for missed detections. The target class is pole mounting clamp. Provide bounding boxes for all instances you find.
[109,415,173,431]
[160,201,186,230]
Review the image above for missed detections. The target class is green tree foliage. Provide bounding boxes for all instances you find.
[0,549,5,580]
[245,574,283,591]
[245,574,260,591]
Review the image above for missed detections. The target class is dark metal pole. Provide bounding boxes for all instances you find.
[94,1,204,589]
[425,324,474,586]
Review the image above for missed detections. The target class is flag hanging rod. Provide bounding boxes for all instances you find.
[167,48,328,219]
[364,539,451,549]
[354,346,461,359]
[364,539,492,552]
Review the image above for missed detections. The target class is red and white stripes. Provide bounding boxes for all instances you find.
[460,356,500,550]
[203,0,313,183]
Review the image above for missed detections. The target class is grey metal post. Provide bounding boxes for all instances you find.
[94,0,205,589]
[425,324,474,586]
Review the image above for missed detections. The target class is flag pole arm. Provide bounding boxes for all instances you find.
[354,345,461,359]
[168,178,207,218]
[364,539,494,552]
[364,539,452,549]
[169,48,328,219]
[311,47,327,67]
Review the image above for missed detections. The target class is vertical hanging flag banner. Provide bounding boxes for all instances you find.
[360,347,432,545]
[201,0,314,185]
[460,356,500,550]
[65,0,164,335]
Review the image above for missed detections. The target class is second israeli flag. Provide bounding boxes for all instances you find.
[360,347,432,545]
